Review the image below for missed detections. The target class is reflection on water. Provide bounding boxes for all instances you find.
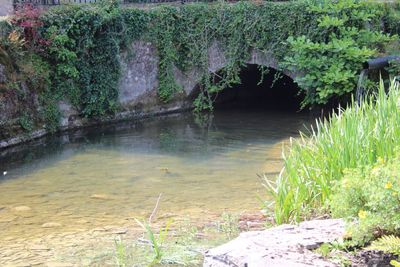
[0,110,313,240]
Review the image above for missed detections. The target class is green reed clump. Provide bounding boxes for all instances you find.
[269,80,400,224]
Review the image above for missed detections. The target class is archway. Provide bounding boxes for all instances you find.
[212,64,303,112]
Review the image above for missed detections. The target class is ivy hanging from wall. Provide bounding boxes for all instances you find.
[1,0,398,133]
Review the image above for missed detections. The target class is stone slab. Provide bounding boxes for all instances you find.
[204,219,345,267]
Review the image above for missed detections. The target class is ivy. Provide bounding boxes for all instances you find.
[41,1,125,117]
[2,0,398,134]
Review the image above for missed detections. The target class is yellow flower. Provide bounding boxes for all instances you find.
[377,157,385,164]
[358,210,367,219]
[385,181,393,189]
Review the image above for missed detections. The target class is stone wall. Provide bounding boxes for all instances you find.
[0,40,294,148]
[118,40,296,112]
[0,0,13,17]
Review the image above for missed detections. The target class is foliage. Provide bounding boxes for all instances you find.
[41,2,124,117]
[10,4,49,50]
[134,218,172,265]
[142,1,321,111]
[330,157,400,245]
[18,112,33,131]
[114,215,239,266]
[268,80,400,224]
[369,235,400,256]
[283,0,396,107]
[388,59,400,81]
[114,237,127,267]
[1,0,398,133]
[216,212,239,240]
[383,2,400,35]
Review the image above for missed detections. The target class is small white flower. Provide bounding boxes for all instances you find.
[3,171,7,176]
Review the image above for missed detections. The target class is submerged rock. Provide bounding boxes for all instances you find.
[204,218,345,267]
[90,194,112,200]
[41,222,62,228]
[14,206,31,212]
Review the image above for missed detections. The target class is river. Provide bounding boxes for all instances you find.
[0,109,313,265]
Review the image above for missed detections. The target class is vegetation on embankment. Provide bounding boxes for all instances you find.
[268,80,400,263]
[0,0,398,137]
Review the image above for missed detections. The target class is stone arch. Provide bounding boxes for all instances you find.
[173,42,299,98]
[172,42,301,110]
[118,41,300,113]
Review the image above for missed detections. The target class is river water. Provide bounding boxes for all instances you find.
[0,109,313,265]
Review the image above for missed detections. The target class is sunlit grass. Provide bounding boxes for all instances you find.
[267,80,400,224]
[114,214,240,266]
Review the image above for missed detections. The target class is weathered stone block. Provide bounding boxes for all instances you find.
[0,0,13,17]
[0,64,6,83]
[204,219,345,267]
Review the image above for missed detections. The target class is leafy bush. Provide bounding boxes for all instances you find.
[269,80,400,224]
[370,235,400,256]
[283,0,396,107]
[330,157,400,245]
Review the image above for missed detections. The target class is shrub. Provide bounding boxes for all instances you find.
[330,157,400,245]
[283,0,396,107]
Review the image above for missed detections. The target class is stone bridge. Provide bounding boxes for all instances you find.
[0,37,298,148]
[116,41,297,120]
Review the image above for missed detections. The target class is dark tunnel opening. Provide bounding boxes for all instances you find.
[212,64,303,112]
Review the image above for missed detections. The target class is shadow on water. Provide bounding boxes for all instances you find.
[0,110,312,180]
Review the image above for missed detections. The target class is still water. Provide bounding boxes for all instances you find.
[0,110,312,243]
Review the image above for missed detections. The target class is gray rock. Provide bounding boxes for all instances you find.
[204,218,345,267]
[0,0,12,17]
[0,64,6,83]
[57,101,80,128]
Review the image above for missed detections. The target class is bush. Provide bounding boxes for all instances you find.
[330,157,400,245]
[283,0,396,107]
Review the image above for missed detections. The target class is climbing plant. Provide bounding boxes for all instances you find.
[1,0,398,132]
[283,0,396,107]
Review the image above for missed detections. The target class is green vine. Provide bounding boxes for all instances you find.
[1,0,398,134]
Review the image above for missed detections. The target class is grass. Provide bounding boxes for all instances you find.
[114,213,241,266]
[266,79,400,224]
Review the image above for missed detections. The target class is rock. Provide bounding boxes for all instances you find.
[111,228,128,234]
[46,262,73,267]
[41,222,62,228]
[92,227,107,232]
[204,218,345,267]
[4,263,31,267]
[0,215,16,222]
[0,64,6,83]
[90,194,112,200]
[57,101,79,128]
[14,206,32,212]
[30,245,50,251]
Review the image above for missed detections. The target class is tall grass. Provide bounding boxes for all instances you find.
[269,80,400,224]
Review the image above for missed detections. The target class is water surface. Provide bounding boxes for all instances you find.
[0,110,312,241]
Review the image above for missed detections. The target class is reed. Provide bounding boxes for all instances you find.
[268,80,400,224]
